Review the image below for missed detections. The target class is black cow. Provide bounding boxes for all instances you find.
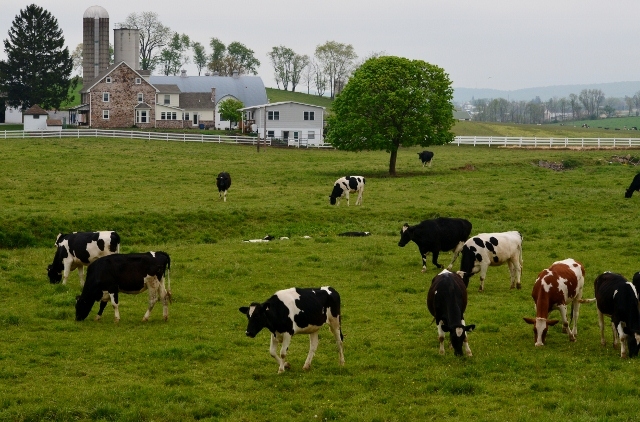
[594,272,640,358]
[47,231,120,286]
[75,251,171,322]
[398,217,472,273]
[216,172,232,202]
[624,173,640,198]
[239,286,345,373]
[427,270,475,356]
[417,150,434,167]
[329,176,365,206]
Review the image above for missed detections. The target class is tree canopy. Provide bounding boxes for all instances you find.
[218,98,243,126]
[0,4,75,110]
[119,12,171,71]
[326,56,454,176]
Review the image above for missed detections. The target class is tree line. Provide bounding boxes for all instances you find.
[472,89,640,124]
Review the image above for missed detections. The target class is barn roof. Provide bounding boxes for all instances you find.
[23,104,48,115]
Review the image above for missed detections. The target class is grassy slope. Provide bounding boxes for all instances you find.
[1,139,640,421]
[266,87,334,111]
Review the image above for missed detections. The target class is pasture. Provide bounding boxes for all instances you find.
[1,138,640,421]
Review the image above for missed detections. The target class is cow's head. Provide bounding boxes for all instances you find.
[397,224,412,247]
[622,327,640,358]
[47,264,63,284]
[75,295,95,321]
[523,317,559,346]
[625,189,634,198]
[329,183,344,205]
[442,323,475,356]
[239,302,269,338]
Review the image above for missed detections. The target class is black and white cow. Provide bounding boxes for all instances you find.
[417,150,434,167]
[239,286,345,373]
[75,251,171,322]
[426,269,475,356]
[329,176,365,206]
[457,231,523,292]
[216,172,232,202]
[47,231,120,286]
[398,217,472,273]
[594,272,640,358]
[624,173,640,198]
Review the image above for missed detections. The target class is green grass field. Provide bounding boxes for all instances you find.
[1,138,640,421]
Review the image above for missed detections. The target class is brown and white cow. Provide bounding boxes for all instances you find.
[523,259,585,346]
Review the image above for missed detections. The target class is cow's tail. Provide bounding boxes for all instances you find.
[578,298,596,304]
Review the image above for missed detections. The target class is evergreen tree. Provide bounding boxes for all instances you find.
[0,4,75,110]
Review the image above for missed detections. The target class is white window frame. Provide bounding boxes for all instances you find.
[135,77,141,84]
[308,131,315,140]
[137,93,144,103]
[105,77,112,83]
[103,92,110,102]
[103,110,110,120]
[267,130,275,139]
[183,112,190,121]
[268,110,279,121]
[304,111,315,121]
[164,95,170,105]
[136,110,148,123]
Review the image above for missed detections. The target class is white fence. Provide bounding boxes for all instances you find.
[454,136,640,148]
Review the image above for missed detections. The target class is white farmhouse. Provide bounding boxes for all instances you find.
[240,101,325,146]
[23,104,49,130]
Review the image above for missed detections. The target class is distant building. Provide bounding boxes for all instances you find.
[454,110,472,121]
[23,104,49,130]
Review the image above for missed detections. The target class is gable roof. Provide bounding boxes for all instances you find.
[134,102,152,109]
[148,74,267,108]
[154,84,181,94]
[239,101,326,111]
[23,104,48,115]
[46,119,62,126]
[82,61,158,93]
[180,93,215,110]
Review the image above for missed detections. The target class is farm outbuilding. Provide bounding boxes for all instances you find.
[23,104,49,130]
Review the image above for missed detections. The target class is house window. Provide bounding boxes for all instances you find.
[136,110,148,123]
[106,77,112,83]
[304,111,315,121]
[268,111,279,120]
[103,110,109,119]
[164,95,170,105]
[160,112,177,120]
[33,115,40,119]
[183,112,190,120]
[267,130,275,139]
[171,112,177,120]
[161,112,166,120]
[308,131,315,140]
[137,93,144,103]
[103,92,110,102]
[135,78,141,84]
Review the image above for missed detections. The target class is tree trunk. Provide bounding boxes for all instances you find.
[389,149,398,176]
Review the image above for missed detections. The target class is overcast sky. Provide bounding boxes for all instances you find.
[1,0,638,91]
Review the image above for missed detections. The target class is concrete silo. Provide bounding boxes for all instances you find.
[82,5,110,81]
[113,28,140,70]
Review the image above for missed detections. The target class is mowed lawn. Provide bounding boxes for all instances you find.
[1,139,640,422]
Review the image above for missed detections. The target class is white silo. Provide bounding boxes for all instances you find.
[114,28,140,70]
[82,5,110,80]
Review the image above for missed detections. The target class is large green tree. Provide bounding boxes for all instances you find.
[158,32,190,76]
[0,4,75,110]
[218,98,243,127]
[119,12,171,71]
[326,56,454,176]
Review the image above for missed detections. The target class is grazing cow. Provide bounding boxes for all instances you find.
[594,272,640,358]
[457,231,523,292]
[239,286,344,373]
[426,270,475,356]
[633,271,640,297]
[216,172,232,202]
[338,231,371,237]
[75,251,171,322]
[624,173,640,198]
[523,259,585,346]
[47,231,120,286]
[329,176,365,206]
[398,218,472,273]
[417,150,434,167]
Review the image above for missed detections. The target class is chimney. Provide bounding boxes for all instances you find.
[213,71,219,76]
[180,69,187,78]
[205,72,211,76]
[211,88,216,103]
[232,70,239,78]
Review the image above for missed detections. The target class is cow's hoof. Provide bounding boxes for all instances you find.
[562,327,568,334]
[446,265,453,271]
[142,317,149,322]
[570,336,576,342]
[517,284,522,290]
[466,352,473,357]
[277,368,285,374]
[421,268,427,274]
[478,287,484,293]
[114,318,120,323]
[303,364,311,371]
[94,315,101,321]
[510,284,515,290]
[284,362,291,369]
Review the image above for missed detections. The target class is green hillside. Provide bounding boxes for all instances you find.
[266,88,333,111]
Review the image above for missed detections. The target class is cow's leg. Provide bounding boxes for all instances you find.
[159,276,169,321]
[431,251,443,269]
[612,321,619,349]
[223,190,227,202]
[345,192,350,206]
[420,252,429,273]
[478,263,489,292]
[446,241,465,270]
[437,321,446,355]
[303,332,319,370]
[62,262,71,285]
[110,293,120,322]
[463,337,472,357]
[77,266,85,287]
[617,324,628,358]
[95,291,110,321]
[428,158,433,168]
[279,333,292,373]
[328,316,345,366]
[597,310,606,346]
[570,300,580,340]
[558,304,569,335]
[142,275,159,322]
[355,189,363,205]
[269,334,287,373]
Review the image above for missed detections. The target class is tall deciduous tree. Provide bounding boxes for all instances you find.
[192,42,207,76]
[158,32,190,76]
[267,46,295,90]
[0,4,75,110]
[315,41,357,99]
[208,38,226,74]
[227,42,260,75]
[207,40,259,76]
[326,56,454,176]
[290,54,309,92]
[119,12,171,71]
[218,98,244,127]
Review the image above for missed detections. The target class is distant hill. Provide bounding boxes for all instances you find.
[453,81,640,104]
[266,88,333,111]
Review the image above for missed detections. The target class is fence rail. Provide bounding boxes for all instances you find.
[454,136,640,148]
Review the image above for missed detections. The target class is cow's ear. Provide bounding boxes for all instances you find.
[464,324,476,332]
[239,307,249,315]
[547,319,560,326]
[523,317,536,325]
